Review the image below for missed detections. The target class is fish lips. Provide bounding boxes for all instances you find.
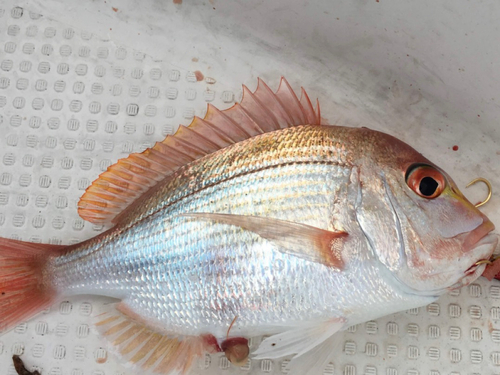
[454,216,497,273]
[463,231,499,275]
[459,218,496,254]
[444,232,498,291]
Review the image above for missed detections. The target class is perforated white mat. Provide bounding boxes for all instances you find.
[1,1,500,375]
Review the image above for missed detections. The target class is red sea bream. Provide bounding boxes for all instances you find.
[0,78,497,374]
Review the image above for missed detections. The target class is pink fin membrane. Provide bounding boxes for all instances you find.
[78,77,321,225]
[0,238,64,333]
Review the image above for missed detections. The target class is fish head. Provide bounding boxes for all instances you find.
[355,128,498,295]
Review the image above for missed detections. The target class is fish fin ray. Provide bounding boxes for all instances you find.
[181,213,347,269]
[285,332,342,375]
[299,86,320,125]
[94,302,208,374]
[0,237,63,333]
[275,77,308,125]
[252,319,344,360]
[78,77,320,225]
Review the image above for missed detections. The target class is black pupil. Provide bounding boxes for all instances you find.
[419,177,438,197]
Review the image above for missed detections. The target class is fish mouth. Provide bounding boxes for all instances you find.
[463,233,498,275]
[459,218,496,253]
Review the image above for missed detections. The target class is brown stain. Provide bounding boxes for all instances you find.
[194,71,204,81]
[452,145,459,151]
[192,57,199,62]
[96,354,108,364]
[209,0,215,4]
[173,0,182,4]
[112,7,118,12]
[489,321,494,334]
[13,355,41,375]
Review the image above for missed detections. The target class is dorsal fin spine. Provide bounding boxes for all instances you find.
[241,84,280,131]
[176,125,220,152]
[94,183,134,197]
[209,105,252,139]
[316,98,321,124]
[277,77,307,124]
[102,173,145,191]
[256,78,294,127]
[235,104,266,134]
[190,118,235,147]
[90,191,126,203]
[78,77,322,224]
[299,87,318,124]
[131,154,170,174]
[165,133,207,157]
[153,142,196,164]
[108,164,149,184]
[112,164,152,185]
[144,147,180,169]
[120,159,159,178]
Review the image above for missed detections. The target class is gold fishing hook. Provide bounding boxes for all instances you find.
[475,259,493,266]
[475,255,500,267]
[466,177,492,208]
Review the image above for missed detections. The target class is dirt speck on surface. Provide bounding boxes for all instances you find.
[452,145,459,151]
[173,0,182,4]
[194,71,204,81]
[112,7,118,12]
[13,355,41,375]
[192,57,199,62]
[96,356,107,364]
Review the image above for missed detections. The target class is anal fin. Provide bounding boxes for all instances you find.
[95,303,208,374]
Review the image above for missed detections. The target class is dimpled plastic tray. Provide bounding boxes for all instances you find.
[0,1,499,375]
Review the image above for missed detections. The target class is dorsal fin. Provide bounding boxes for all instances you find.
[78,77,321,224]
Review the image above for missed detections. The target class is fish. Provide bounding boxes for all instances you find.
[0,77,497,375]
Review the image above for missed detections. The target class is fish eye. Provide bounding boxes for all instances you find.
[405,164,446,199]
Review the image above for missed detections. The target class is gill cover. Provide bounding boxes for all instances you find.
[355,161,493,295]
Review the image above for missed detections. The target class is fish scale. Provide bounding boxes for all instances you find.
[1,79,495,375]
[49,126,433,340]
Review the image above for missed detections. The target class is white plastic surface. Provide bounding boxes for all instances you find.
[0,1,499,374]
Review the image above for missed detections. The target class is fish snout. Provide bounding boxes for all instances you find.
[459,217,496,254]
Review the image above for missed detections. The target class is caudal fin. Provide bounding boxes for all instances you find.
[0,238,64,333]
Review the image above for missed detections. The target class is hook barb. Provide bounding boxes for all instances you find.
[466,177,492,208]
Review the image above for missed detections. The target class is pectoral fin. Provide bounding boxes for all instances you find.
[181,213,347,270]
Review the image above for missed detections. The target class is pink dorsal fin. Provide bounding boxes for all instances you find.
[78,77,321,225]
